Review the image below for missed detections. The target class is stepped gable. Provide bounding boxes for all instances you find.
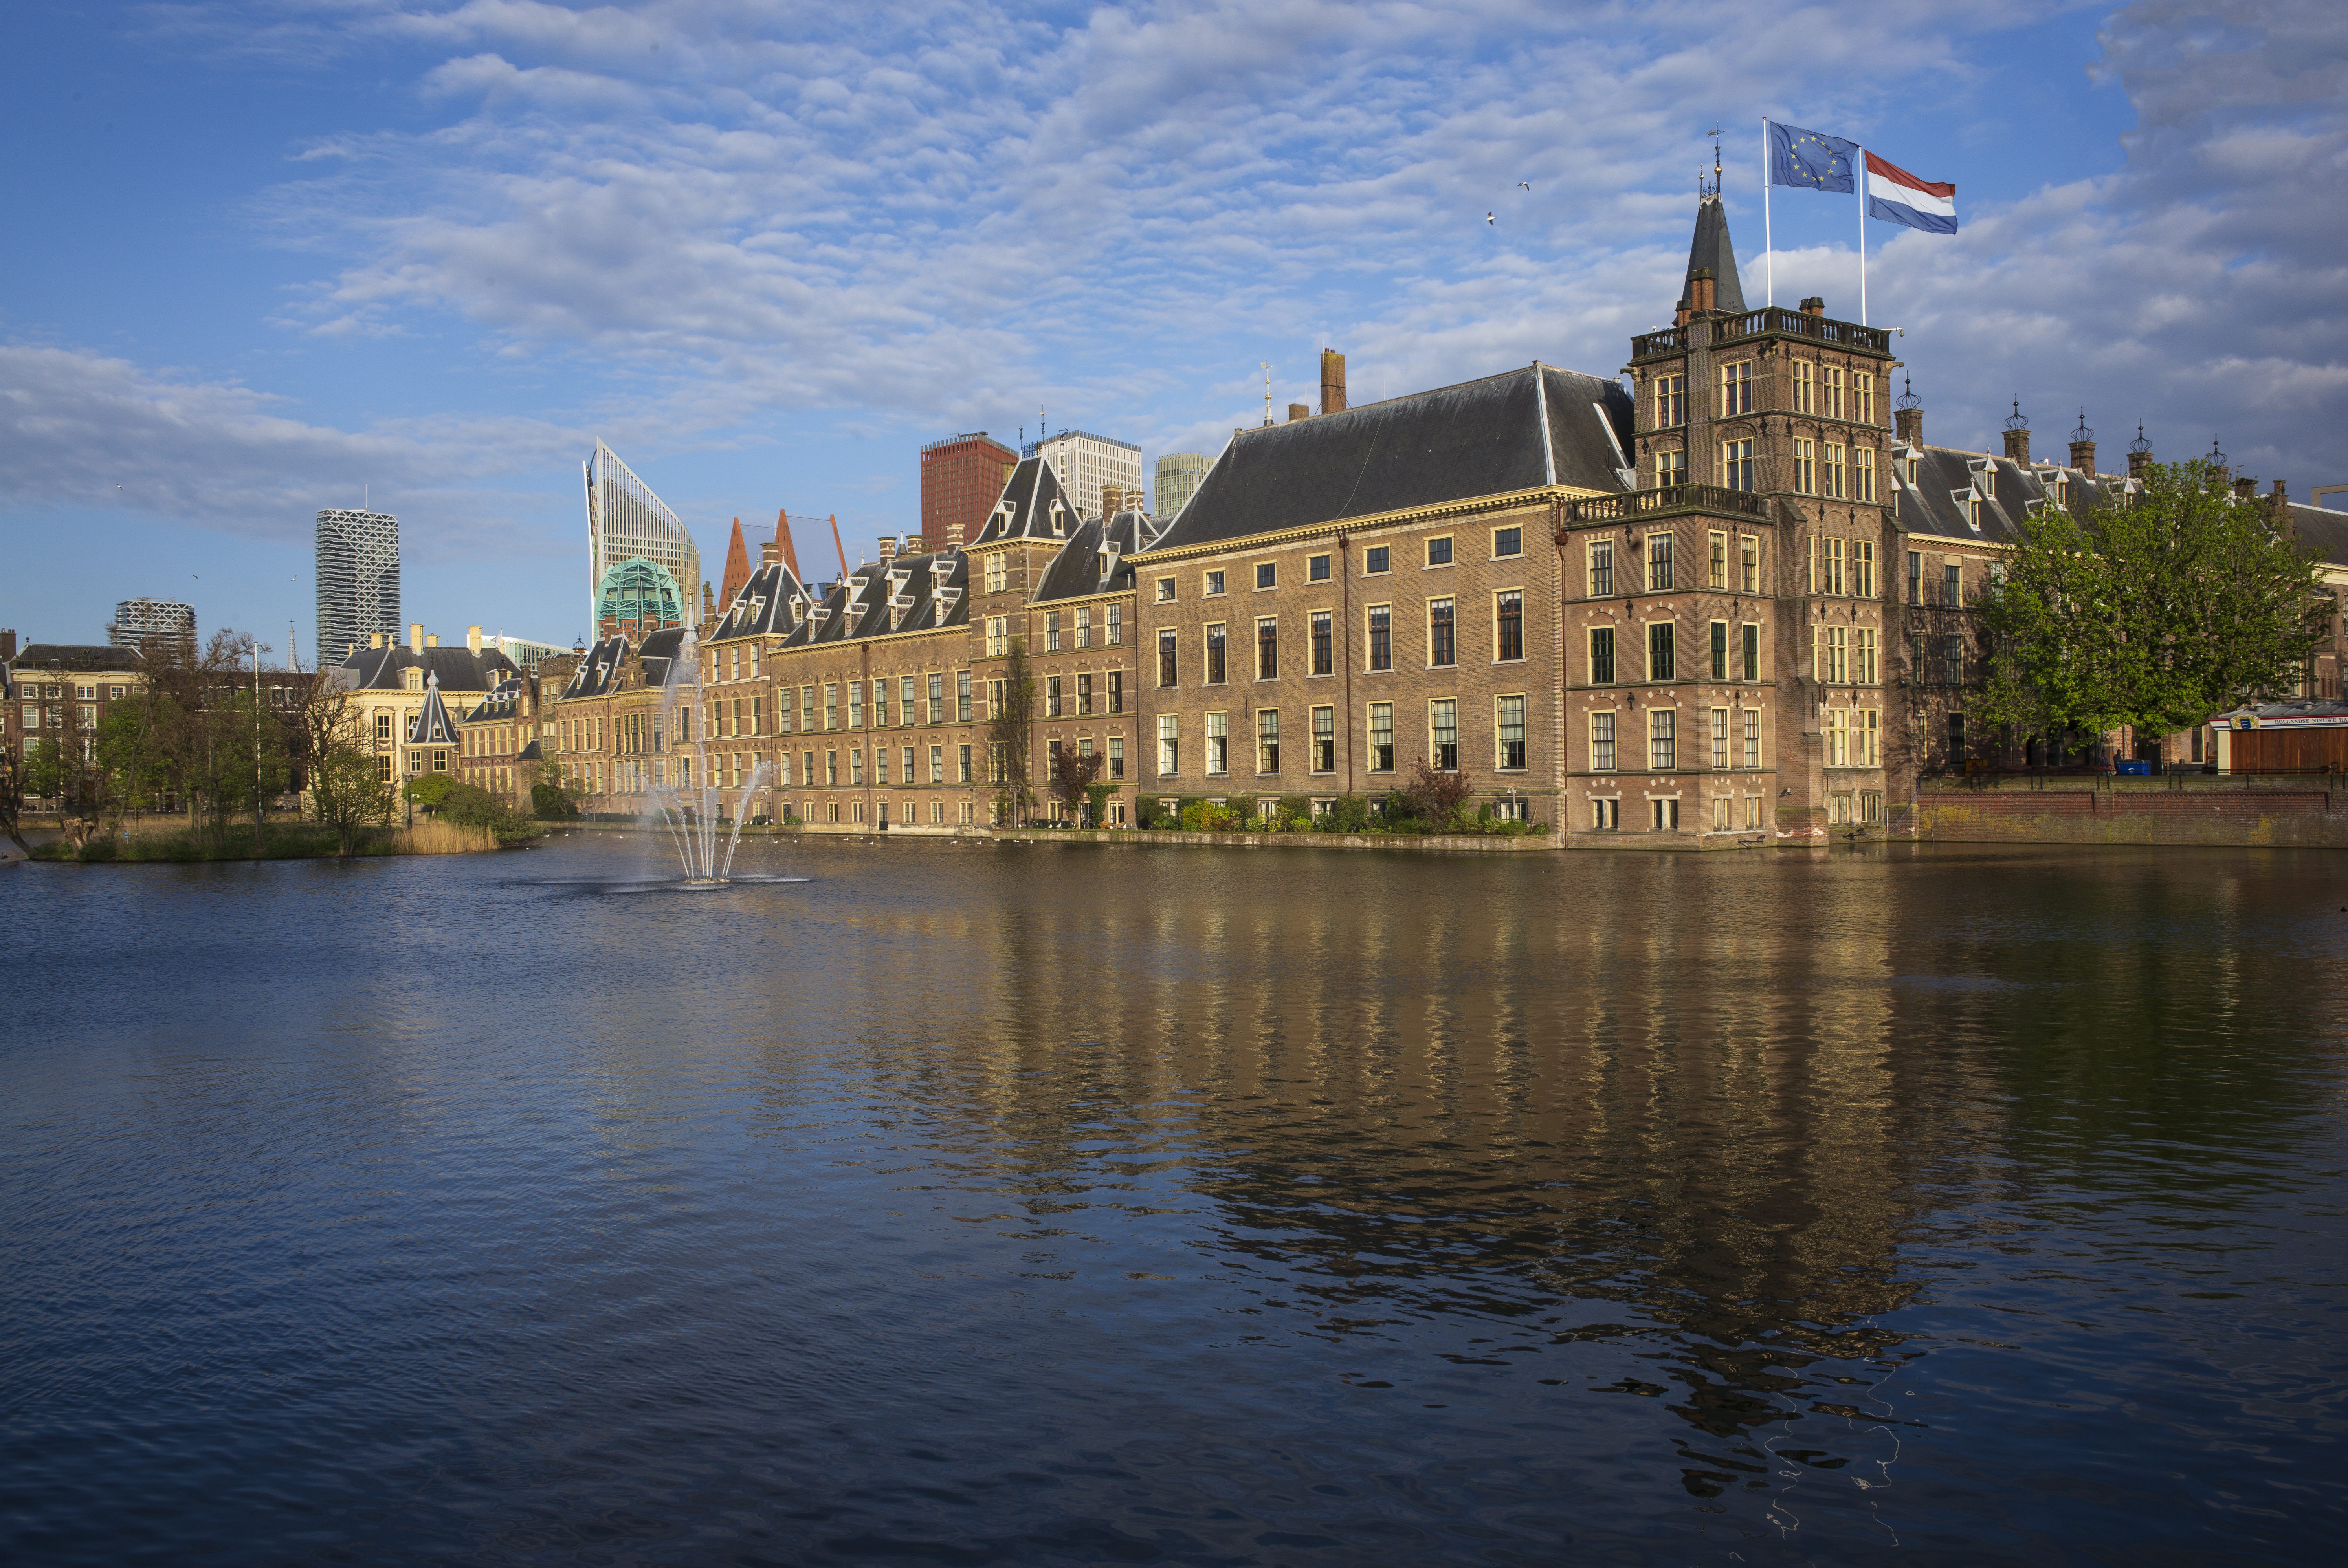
[406,673,460,746]
[970,454,1080,546]
[1683,195,1746,315]
[561,636,631,699]
[1149,365,1633,554]
[1033,508,1153,602]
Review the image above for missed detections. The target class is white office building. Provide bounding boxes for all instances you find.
[1024,429,1144,521]
[316,509,401,668]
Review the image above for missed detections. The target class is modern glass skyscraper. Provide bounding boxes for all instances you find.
[1154,453,1210,522]
[109,597,197,661]
[585,441,700,638]
[315,509,401,669]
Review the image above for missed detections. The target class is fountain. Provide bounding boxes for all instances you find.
[647,628,767,886]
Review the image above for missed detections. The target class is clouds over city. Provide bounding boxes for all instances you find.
[9,0,2344,559]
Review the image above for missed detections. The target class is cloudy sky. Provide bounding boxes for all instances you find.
[3,0,2341,656]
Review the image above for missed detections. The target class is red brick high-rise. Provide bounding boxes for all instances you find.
[920,432,1019,551]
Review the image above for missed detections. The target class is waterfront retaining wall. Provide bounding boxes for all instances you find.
[1917,776,2348,848]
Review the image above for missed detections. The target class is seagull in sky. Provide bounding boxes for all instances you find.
[1486,211,1495,225]
[1518,181,1531,190]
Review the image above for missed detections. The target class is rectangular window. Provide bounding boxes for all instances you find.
[1591,711,1617,772]
[1710,707,1729,769]
[1710,620,1728,680]
[1721,439,1754,491]
[1256,617,1278,680]
[1647,533,1674,592]
[1825,364,1846,420]
[1945,562,1963,605]
[1308,553,1331,582]
[1426,536,1453,567]
[1156,575,1176,602]
[1365,545,1390,575]
[1589,538,1615,597]
[1823,536,1845,594]
[1428,599,1456,666]
[1046,676,1062,718]
[1856,707,1880,767]
[1721,361,1752,415]
[987,678,1004,720]
[1494,590,1523,661]
[1742,623,1759,682]
[1497,695,1526,770]
[1045,610,1061,652]
[1310,610,1333,675]
[1493,525,1523,558]
[1367,605,1392,671]
[1855,372,1875,426]
[1255,562,1276,590]
[1108,735,1124,780]
[1942,634,1966,685]
[1856,627,1879,685]
[872,680,888,728]
[925,673,942,724]
[985,555,1008,593]
[898,675,915,724]
[957,670,973,722]
[1430,699,1458,770]
[1825,707,1849,767]
[1369,702,1394,771]
[1075,607,1091,648]
[1205,623,1227,683]
[826,749,840,786]
[1656,449,1688,486]
[1853,542,1875,598]
[824,684,839,730]
[1647,621,1675,681]
[1855,447,1876,503]
[1708,531,1727,589]
[1159,628,1179,687]
[875,747,889,784]
[1077,672,1093,716]
[1107,603,1123,646]
[849,683,864,729]
[929,744,944,784]
[751,697,763,735]
[1794,359,1815,414]
[1792,438,1816,495]
[959,742,973,782]
[1590,625,1616,685]
[1206,711,1229,774]
[1739,535,1760,594]
[1257,709,1280,773]
[1820,625,1849,684]
[1649,709,1677,771]
[985,615,1008,657]
[1109,671,1124,713]
[1655,372,1686,427]
[1204,570,1225,597]
[1742,709,1761,768]
[1312,705,1335,771]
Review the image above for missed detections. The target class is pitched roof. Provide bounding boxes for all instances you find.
[1684,195,1747,315]
[2286,502,2348,568]
[408,674,460,745]
[560,636,632,700]
[1891,445,2143,543]
[1145,364,1633,553]
[705,561,811,643]
[461,678,524,724]
[14,643,145,672]
[334,643,519,694]
[778,548,970,649]
[1033,509,1156,602]
[970,454,1081,546]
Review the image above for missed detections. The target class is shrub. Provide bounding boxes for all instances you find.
[404,773,456,810]
[1180,800,1240,832]
[531,782,580,821]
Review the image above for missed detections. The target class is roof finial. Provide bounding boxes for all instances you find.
[2209,434,2227,468]
[1895,376,1922,412]
[2128,421,2152,456]
[2071,408,2095,443]
[2003,398,2029,433]
[1702,123,1723,199]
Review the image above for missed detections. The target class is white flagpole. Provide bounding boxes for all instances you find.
[1762,117,1774,308]
[1856,144,1868,325]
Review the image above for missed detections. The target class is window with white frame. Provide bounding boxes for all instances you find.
[1648,709,1676,771]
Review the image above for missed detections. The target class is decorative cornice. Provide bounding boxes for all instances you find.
[1130,484,1600,567]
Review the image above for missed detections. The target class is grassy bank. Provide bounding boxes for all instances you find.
[28,819,506,863]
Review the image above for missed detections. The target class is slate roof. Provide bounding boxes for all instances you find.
[461,678,524,724]
[14,643,145,672]
[407,674,460,745]
[638,627,687,689]
[704,561,811,643]
[1146,364,1634,554]
[1032,509,1157,603]
[561,636,632,700]
[335,642,519,694]
[970,454,1082,546]
[2286,503,2348,567]
[1683,194,1747,316]
[1891,445,2143,544]
[778,548,969,649]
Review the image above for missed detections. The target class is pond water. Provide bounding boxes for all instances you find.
[4,835,2345,1565]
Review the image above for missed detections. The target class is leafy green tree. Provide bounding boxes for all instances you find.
[405,773,457,811]
[988,636,1037,825]
[1974,459,2331,742]
[294,676,393,856]
[0,737,28,856]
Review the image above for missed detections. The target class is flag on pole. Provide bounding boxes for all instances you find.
[1768,122,1857,193]
[1865,153,1957,233]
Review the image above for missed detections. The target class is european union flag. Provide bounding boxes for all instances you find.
[1770,122,1856,193]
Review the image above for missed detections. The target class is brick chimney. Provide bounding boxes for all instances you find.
[467,625,482,654]
[760,540,780,566]
[0,630,15,661]
[425,632,439,648]
[1893,377,1922,448]
[1800,295,1824,317]
[2069,412,2095,476]
[408,623,424,654]
[2001,399,2031,465]
[2272,479,2294,539]
[371,632,384,651]
[2234,476,2258,504]
[877,535,896,564]
[1683,268,1713,314]
[2128,423,2154,479]
[1288,402,1310,422]
[1320,349,1347,414]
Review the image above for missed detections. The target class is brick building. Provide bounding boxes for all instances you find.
[920,433,1019,553]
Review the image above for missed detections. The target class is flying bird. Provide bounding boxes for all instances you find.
[1486,211,1495,225]
[1518,181,1530,190]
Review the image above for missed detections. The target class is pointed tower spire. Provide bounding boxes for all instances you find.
[719,517,753,611]
[1680,193,1748,317]
[774,508,802,579]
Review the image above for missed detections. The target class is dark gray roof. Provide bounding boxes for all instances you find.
[560,636,631,700]
[1892,445,2142,543]
[971,454,1081,546]
[14,643,144,672]
[2287,503,2348,567]
[1147,364,1634,553]
[1684,195,1747,316]
[461,678,523,724]
[704,561,811,643]
[408,676,460,745]
[780,549,969,649]
[2216,697,2348,725]
[638,627,686,689]
[335,643,519,693]
[1032,509,1156,602]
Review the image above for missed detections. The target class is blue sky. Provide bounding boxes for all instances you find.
[3,1,2341,659]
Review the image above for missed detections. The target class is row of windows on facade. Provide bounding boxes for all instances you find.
[1144,529,1530,604]
[1589,790,1886,835]
[1652,440,1878,499]
[1147,698,1531,777]
[1650,363,1879,429]
[1152,595,1527,683]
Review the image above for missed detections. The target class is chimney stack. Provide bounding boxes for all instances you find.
[2234,476,2258,504]
[760,540,780,566]
[2002,399,2031,465]
[1800,295,1825,317]
[0,630,15,661]
[1689,269,1717,314]
[1319,349,1347,415]
[2068,411,2096,477]
[2128,423,2154,479]
[371,632,385,651]
[1893,377,1922,449]
[426,632,440,648]
[467,625,482,654]
[878,535,897,564]
[1287,402,1310,423]
[408,623,424,654]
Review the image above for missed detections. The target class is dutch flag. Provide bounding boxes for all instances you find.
[1866,152,1957,234]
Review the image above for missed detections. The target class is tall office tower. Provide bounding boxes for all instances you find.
[585,440,701,639]
[1022,429,1143,521]
[920,432,1020,550]
[108,597,197,661]
[1154,453,1209,522]
[316,508,402,669]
